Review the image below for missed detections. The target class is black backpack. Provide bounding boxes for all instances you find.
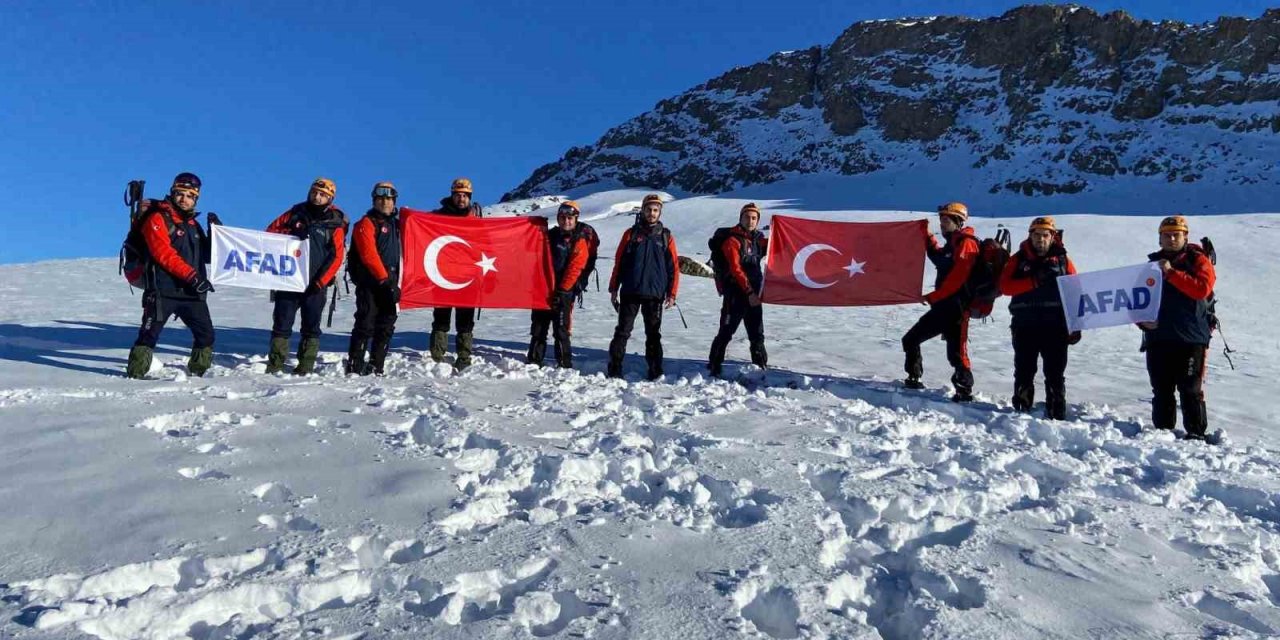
[707,226,740,295]
[1201,237,1220,333]
[967,227,1012,319]
[119,180,162,289]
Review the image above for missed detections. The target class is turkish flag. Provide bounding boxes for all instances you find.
[400,211,554,310]
[761,215,926,306]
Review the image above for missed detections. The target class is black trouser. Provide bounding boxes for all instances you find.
[528,299,574,366]
[348,284,398,366]
[902,299,973,393]
[708,290,766,370]
[432,307,476,334]
[608,295,664,377]
[272,289,327,339]
[1146,342,1209,436]
[134,291,215,349]
[1011,326,1069,412]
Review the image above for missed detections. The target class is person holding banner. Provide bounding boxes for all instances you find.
[998,216,1080,419]
[707,202,769,377]
[902,202,980,402]
[126,172,220,379]
[422,178,482,370]
[1140,215,1217,441]
[345,182,402,376]
[263,178,348,375]
[527,201,590,368]
[607,194,679,380]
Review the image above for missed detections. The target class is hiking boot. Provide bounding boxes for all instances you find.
[606,362,623,379]
[369,334,392,376]
[429,330,448,363]
[454,332,473,370]
[903,377,925,390]
[187,346,213,377]
[293,337,320,375]
[126,345,154,379]
[554,341,573,369]
[708,362,723,378]
[526,339,546,367]
[266,337,289,374]
[951,391,975,403]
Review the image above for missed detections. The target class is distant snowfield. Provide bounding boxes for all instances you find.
[1,190,1278,639]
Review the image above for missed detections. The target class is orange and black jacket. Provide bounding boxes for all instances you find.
[610,222,679,300]
[141,200,208,298]
[548,227,590,293]
[924,226,979,305]
[348,209,401,287]
[720,226,768,296]
[998,240,1078,330]
[1145,244,1216,345]
[266,203,347,287]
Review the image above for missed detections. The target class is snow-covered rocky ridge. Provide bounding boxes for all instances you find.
[505,5,1280,214]
[1,189,1279,639]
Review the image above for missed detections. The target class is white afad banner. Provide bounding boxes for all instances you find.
[210,225,309,292]
[1057,262,1163,332]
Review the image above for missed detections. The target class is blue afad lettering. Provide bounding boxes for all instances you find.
[1077,287,1151,317]
[222,250,297,276]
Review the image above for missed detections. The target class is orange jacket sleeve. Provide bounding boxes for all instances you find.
[1166,252,1215,301]
[998,254,1033,297]
[265,210,293,234]
[608,229,631,293]
[353,217,389,283]
[927,236,978,303]
[315,226,346,287]
[1065,257,1078,276]
[558,236,590,292]
[722,234,753,294]
[667,233,680,299]
[142,210,197,283]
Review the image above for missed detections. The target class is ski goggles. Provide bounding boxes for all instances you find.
[372,185,398,199]
[556,205,579,217]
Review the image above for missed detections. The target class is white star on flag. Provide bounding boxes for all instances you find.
[475,253,498,276]
[844,258,866,277]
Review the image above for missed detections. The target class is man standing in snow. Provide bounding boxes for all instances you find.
[264,178,348,375]
[707,202,769,377]
[998,216,1080,419]
[424,178,482,370]
[345,182,402,376]
[607,194,679,380]
[1139,215,1217,441]
[527,200,590,369]
[126,172,219,379]
[902,202,980,402]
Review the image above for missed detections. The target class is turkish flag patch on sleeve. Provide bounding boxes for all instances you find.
[400,212,554,310]
[761,215,926,306]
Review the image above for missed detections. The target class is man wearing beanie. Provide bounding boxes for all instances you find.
[126,172,220,378]
[998,216,1080,419]
[1140,215,1217,441]
[420,177,483,369]
[345,182,402,376]
[527,200,591,369]
[263,177,348,375]
[607,193,679,380]
[902,202,981,402]
[707,202,769,377]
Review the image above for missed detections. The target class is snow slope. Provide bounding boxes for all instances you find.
[1,190,1278,639]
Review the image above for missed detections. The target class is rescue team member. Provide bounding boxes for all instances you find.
[527,201,590,368]
[345,182,402,376]
[425,178,482,370]
[607,194,679,380]
[707,203,768,377]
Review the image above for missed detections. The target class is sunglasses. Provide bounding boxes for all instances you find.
[373,186,398,199]
[171,188,199,199]
[557,207,578,217]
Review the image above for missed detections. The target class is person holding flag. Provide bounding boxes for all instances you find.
[1140,215,1217,441]
[422,178,482,370]
[903,202,980,402]
[345,182,402,376]
[607,194,679,380]
[998,216,1079,419]
[527,201,590,368]
[125,172,220,379]
[707,202,769,377]
[263,178,348,375]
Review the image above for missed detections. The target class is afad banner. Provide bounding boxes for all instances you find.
[209,225,309,292]
[1056,262,1162,332]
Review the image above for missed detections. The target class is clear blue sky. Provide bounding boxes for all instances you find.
[0,0,1270,263]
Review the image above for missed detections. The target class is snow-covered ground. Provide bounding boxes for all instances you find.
[1,189,1278,639]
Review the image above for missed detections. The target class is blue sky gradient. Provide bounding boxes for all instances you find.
[1,0,1272,263]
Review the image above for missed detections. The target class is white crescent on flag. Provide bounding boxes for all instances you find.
[792,243,840,289]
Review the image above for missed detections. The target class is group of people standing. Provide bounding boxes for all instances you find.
[122,174,1220,442]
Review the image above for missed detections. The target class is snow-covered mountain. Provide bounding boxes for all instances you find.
[505,5,1280,214]
[2,188,1279,639]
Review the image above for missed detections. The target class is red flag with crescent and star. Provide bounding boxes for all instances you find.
[400,211,554,310]
[761,215,926,306]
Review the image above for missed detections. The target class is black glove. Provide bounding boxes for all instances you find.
[1068,331,1082,345]
[191,276,215,294]
[382,280,401,304]
[553,290,575,309]
[306,281,326,295]
[206,212,222,226]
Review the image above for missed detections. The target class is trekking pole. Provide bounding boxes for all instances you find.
[326,283,338,328]
[673,301,689,329]
[1219,327,1237,370]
